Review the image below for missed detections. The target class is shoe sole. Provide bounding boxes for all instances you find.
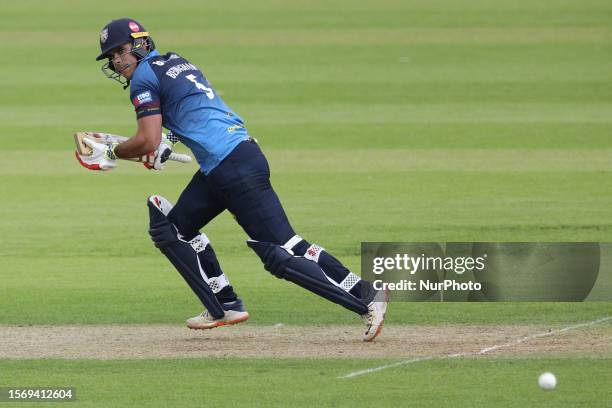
[363,289,389,342]
[363,319,385,342]
[187,313,250,330]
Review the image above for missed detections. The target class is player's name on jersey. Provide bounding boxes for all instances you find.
[165,63,198,79]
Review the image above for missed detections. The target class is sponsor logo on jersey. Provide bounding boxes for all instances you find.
[227,125,244,133]
[100,28,108,43]
[132,91,153,106]
[129,21,140,32]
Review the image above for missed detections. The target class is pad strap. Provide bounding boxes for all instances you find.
[282,234,303,253]
[184,234,210,253]
[339,272,360,291]
[207,274,230,293]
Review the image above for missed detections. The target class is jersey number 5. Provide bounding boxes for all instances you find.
[186,74,214,100]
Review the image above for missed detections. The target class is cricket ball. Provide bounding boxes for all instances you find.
[538,372,557,390]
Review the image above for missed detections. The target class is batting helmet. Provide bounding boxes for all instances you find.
[96,18,155,61]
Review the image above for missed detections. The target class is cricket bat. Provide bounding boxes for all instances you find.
[74,131,192,164]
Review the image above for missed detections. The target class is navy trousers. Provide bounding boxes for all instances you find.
[168,139,295,244]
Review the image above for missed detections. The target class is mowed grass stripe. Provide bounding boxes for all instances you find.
[2,53,611,84]
[4,123,612,151]
[1,42,609,68]
[4,81,612,105]
[2,28,612,47]
[1,0,611,29]
[2,103,612,127]
[2,149,612,175]
[0,358,610,407]
[2,257,612,324]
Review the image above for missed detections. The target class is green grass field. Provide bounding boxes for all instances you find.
[1,0,611,406]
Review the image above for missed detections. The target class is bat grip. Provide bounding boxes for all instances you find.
[168,153,192,163]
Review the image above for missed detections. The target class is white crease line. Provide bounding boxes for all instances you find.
[341,315,612,379]
[343,356,434,379]
[477,316,612,354]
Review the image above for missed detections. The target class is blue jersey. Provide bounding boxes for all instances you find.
[129,50,249,174]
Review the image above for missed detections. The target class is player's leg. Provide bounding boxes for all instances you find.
[167,171,239,305]
[148,171,247,329]
[277,236,387,341]
[209,140,387,339]
[264,224,388,341]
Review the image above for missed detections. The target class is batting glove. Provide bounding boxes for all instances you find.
[143,131,178,170]
[143,142,172,171]
[75,137,118,171]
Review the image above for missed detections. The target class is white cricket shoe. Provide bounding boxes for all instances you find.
[187,309,249,330]
[361,291,388,342]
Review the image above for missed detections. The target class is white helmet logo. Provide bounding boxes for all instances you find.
[100,28,109,43]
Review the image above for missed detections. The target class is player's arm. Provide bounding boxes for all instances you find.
[114,114,162,159]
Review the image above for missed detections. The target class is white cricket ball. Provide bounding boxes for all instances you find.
[538,372,557,390]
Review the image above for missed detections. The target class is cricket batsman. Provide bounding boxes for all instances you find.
[76,18,388,341]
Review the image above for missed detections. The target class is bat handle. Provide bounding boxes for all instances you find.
[167,153,192,163]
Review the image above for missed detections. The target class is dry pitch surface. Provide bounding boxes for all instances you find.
[2,323,610,360]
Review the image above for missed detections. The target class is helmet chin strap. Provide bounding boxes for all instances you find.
[117,61,136,89]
